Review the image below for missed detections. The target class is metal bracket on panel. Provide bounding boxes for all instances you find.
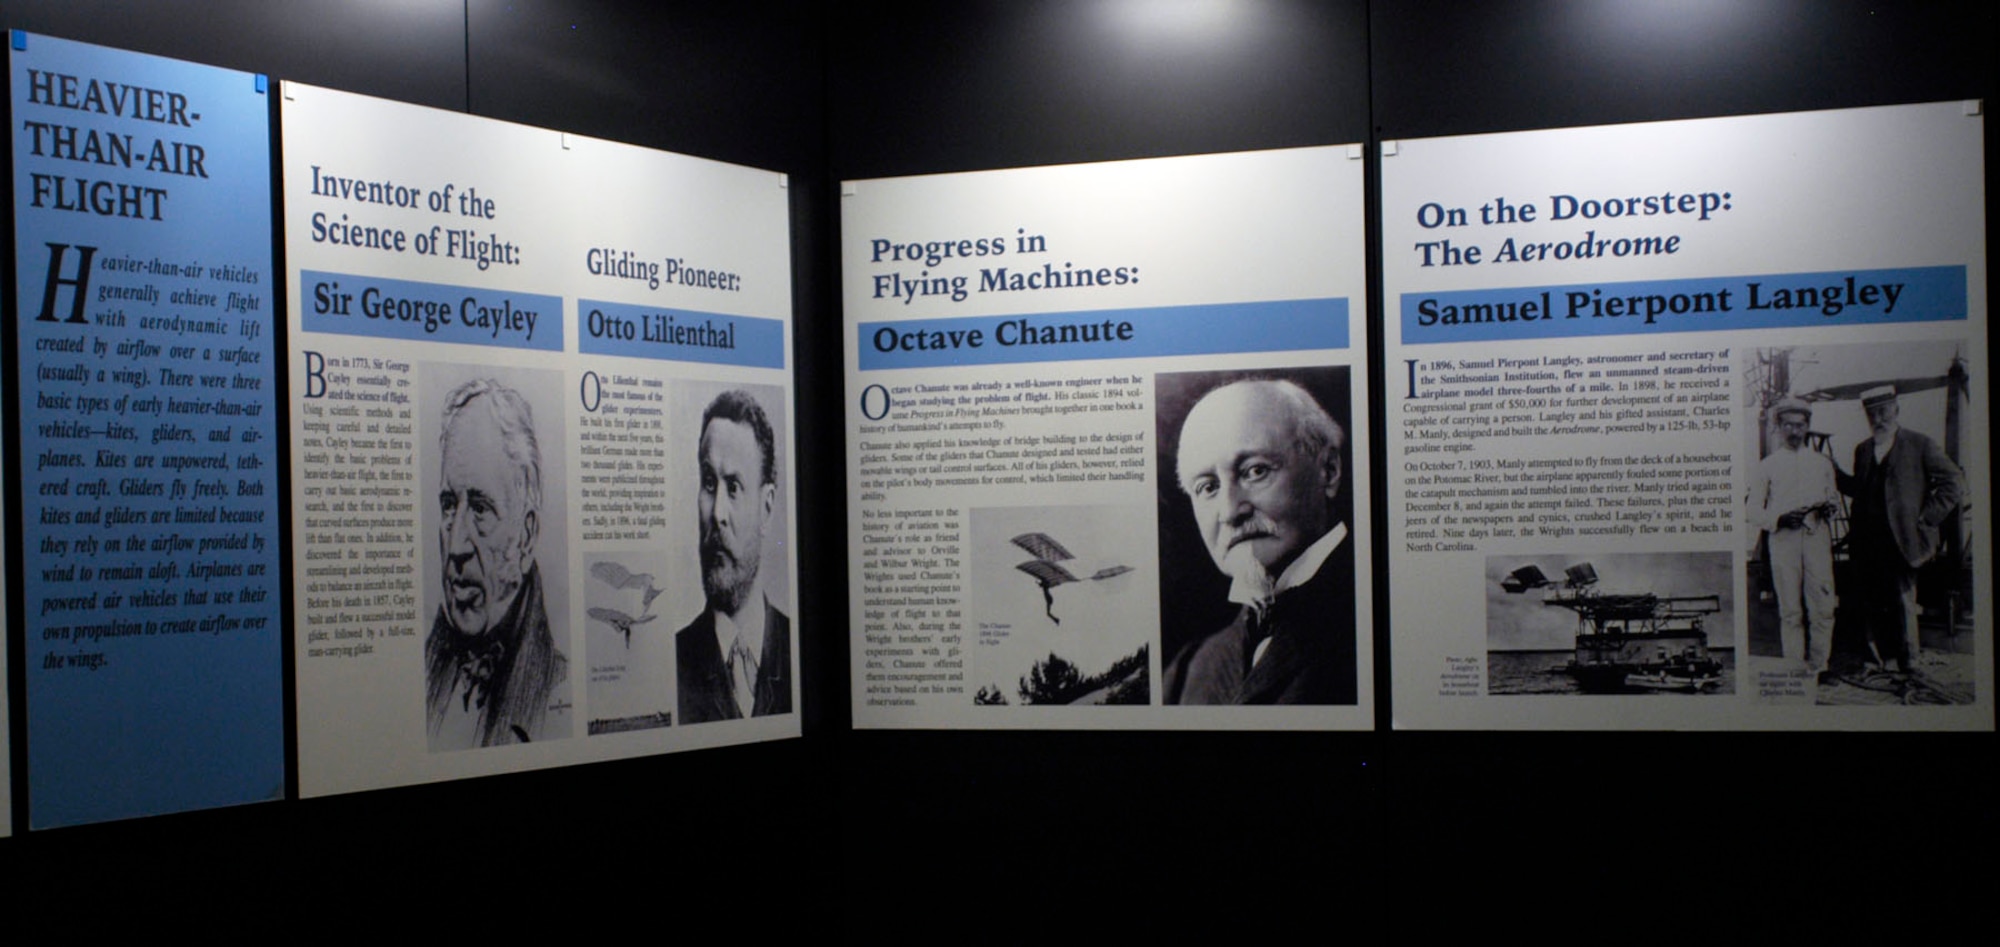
[1966,99,1983,116]
[561,132,574,151]
[779,174,789,190]
[282,82,297,101]
[841,181,858,197]
[1347,144,1363,160]
[1381,140,1399,158]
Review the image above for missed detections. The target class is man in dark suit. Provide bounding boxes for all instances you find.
[426,379,568,748]
[1839,385,1964,675]
[1163,379,1355,704]
[678,390,791,722]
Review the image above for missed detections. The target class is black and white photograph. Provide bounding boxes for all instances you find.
[968,506,1150,707]
[421,365,573,750]
[584,555,675,734]
[1155,366,1357,705]
[1487,552,1736,696]
[672,380,794,724]
[1743,342,1976,705]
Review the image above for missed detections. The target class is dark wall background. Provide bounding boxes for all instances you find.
[2,0,1992,930]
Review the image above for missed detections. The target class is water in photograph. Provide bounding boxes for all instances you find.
[1487,649,1736,696]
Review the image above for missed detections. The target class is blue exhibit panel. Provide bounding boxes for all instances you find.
[12,32,283,827]
[578,298,785,368]
[1400,266,1966,345]
[301,269,564,351]
[857,297,1347,371]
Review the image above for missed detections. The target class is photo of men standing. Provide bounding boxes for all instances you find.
[1744,343,1977,706]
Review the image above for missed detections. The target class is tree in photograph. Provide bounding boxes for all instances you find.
[1101,644,1149,704]
[1018,652,1082,704]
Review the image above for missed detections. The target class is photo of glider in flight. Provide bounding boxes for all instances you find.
[588,560,665,647]
[1011,532,1133,625]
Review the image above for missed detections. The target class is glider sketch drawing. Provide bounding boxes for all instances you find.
[588,560,665,647]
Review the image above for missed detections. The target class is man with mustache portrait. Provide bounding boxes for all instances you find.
[425,378,568,748]
[1163,377,1356,705]
[678,389,792,723]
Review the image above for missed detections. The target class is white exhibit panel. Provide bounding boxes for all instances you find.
[843,147,1373,729]
[1382,102,1989,729]
[283,83,799,796]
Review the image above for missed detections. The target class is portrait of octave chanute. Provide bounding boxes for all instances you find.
[1155,368,1357,706]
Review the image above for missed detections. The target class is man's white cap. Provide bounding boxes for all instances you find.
[1771,395,1811,421]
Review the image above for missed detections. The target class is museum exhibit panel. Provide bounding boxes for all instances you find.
[0,0,1988,926]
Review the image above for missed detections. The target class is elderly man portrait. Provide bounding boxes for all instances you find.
[426,378,567,748]
[1838,385,1964,676]
[1748,397,1839,683]
[678,389,792,723]
[1163,377,1356,705]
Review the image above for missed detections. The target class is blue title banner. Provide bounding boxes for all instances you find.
[13,32,282,828]
[857,297,1347,371]
[1401,266,1965,344]
[301,269,564,351]
[578,298,784,368]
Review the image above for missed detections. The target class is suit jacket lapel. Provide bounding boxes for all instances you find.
[1237,629,1307,703]
[751,605,785,716]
